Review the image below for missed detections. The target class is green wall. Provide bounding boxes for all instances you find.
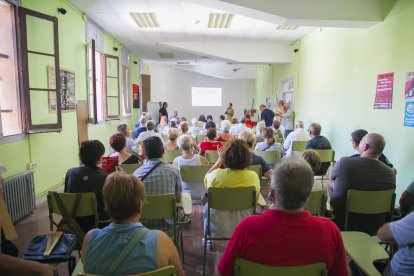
[255,0,413,197]
[0,0,141,197]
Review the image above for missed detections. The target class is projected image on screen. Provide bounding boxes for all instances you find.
[192,87,222,106]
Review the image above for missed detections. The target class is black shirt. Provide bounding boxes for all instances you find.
[122,155,140,164]
[159,107,168,119]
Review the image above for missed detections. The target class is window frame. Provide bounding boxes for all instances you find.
[104,54,120,120]
[87,39,98,124]
[122,65,131,117]
[19,7,62,133]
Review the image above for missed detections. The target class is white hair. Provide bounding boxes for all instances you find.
[256,121,266,132]
[177,134,192,151]
[221,120,231,132]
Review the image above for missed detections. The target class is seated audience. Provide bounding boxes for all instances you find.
[254,127,283,156]
[133,137,191,232]
[329,133,396,234]
[255,121,266,143]
[164,128,180,151]
[284,120,309,156]
[399,179,414,215]
[136,120,162,142]
[218,114,225,129]
[82,172,184,276]
[377,212,414,276]
[117,123,136,152]
[179,121,199,152]
[204,139,260,238]
[206,115,213,122]
[173,135,209,198]
[169,120,177,129]
[350,129,396,173]
[306,123,332,175]
[231,117,239,125]
[133,114,148,139]
[218,158,348,276]
[245,114,253,128]
[199,120,216,136]
[301,149,321,174]
[168,110,179,123]
[229,116,250,136]
[189,117,200,133]
[109,133,140,165]
[239,131,272,181]
[64,140,110,232]
[158,116,169,134]
[179,116,186,122]
[272,120,285,144]
[198,115,207,128]
[199,128,222,155]
[216,120,235,142]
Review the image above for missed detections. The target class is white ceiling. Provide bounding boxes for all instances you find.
[69,0,384,79]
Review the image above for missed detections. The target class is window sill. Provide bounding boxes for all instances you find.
[0,134,28,145]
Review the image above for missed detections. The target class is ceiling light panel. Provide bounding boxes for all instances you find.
[130,13,160,28]
[208,13,234,28]
[276,25,298,31]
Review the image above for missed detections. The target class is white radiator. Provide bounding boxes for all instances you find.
[3,171,36,223]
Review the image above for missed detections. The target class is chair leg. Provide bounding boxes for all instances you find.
[180,228,185,264]
[203,231,208,276]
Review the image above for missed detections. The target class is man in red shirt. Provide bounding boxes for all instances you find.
[199,128,222,155]
[218,158,349,276]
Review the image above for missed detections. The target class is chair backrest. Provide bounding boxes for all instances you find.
[163,150,181,163]
[196,134,206,143]
[253,150,280,165]
[314,149,334,163]
[234,259,327,276]
[161,134,169,142]
[292,141,307,152]
[208,187,256,211]
[345,189,395,230]
[180,164,212,182]
[119,163,141,174]
[47,192,98,229]
[304,190,326,216]
[205,150,219,163]
[141,194,176,220]
[248,165,262,181]
[78,265,176,276]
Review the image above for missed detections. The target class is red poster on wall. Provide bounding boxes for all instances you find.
[374,72,394,109]
[132,84,139,109]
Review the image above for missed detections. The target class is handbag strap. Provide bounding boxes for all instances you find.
[54,192,82,217]
[105,227,150,275]
[140,161,162,181]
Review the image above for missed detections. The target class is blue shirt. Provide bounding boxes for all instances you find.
[260,108,275,127]
[84,223,158,275]
[391,212,414,275]
[251,153,271,175]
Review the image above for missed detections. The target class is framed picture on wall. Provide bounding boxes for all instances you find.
[132,83,140,109]
[60,69,76,111]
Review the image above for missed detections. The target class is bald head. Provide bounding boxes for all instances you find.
[359,133,385,158]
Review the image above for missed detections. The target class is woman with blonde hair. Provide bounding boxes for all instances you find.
[82,172,184,275]
[179,121,199,152]
[164,128,180,151]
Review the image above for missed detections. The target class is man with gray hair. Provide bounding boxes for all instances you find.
[133,113,149,138]
[283,120,309,156]
[117,123,136,151]
[229,116,251,136]
[136,120,162,142]
[330,133,396,234]
[218,158,348,276]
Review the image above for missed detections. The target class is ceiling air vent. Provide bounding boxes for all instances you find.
[130,13,160,28]
[159,52,175,59]
[276,25,298,31]
[208,13,233,28]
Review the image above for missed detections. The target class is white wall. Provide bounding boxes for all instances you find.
[149,65,254,122]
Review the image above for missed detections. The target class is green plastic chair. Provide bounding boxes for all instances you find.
[161,134,169,142]
[180,164,212,183]
[141,194,186,262]
[344,189,396,231]
[314,149,334,163]
[247,164,262,181]
[203,187,256,275]
[119,163,141,174]
[205,150,219,163]
[304,190,326,216]
[253,150,280,165]
[163,150,181,163]
[196,134,206,143]
[234,259,327,276]
[292,140,307,152]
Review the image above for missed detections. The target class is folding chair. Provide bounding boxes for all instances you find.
[292,140,307,156]
[203,187,256,275]
[163,150,181,163]
[205,150,219,163]
[305,190,326,216]
[253,150,280,165]
[180,165,212,199]
[314,149,334,181]
[119,163,141,174]
[234,259,327,276]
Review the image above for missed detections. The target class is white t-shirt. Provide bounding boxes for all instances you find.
[283,128,309,156]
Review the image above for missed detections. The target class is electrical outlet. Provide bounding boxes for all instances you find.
[27,162,37,170]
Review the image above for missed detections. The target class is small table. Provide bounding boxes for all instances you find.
[341,231,389,276]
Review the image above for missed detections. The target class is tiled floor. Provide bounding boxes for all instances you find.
[13,186,271,276]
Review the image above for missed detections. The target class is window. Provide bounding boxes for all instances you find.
[87,39,120,123]
[20,7,61,132]
[122,65,131,116]
[0,0,22,137]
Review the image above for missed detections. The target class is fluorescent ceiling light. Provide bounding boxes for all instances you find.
[208,13,233,28]
[276,25,298,31]
[130,13,160,28]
